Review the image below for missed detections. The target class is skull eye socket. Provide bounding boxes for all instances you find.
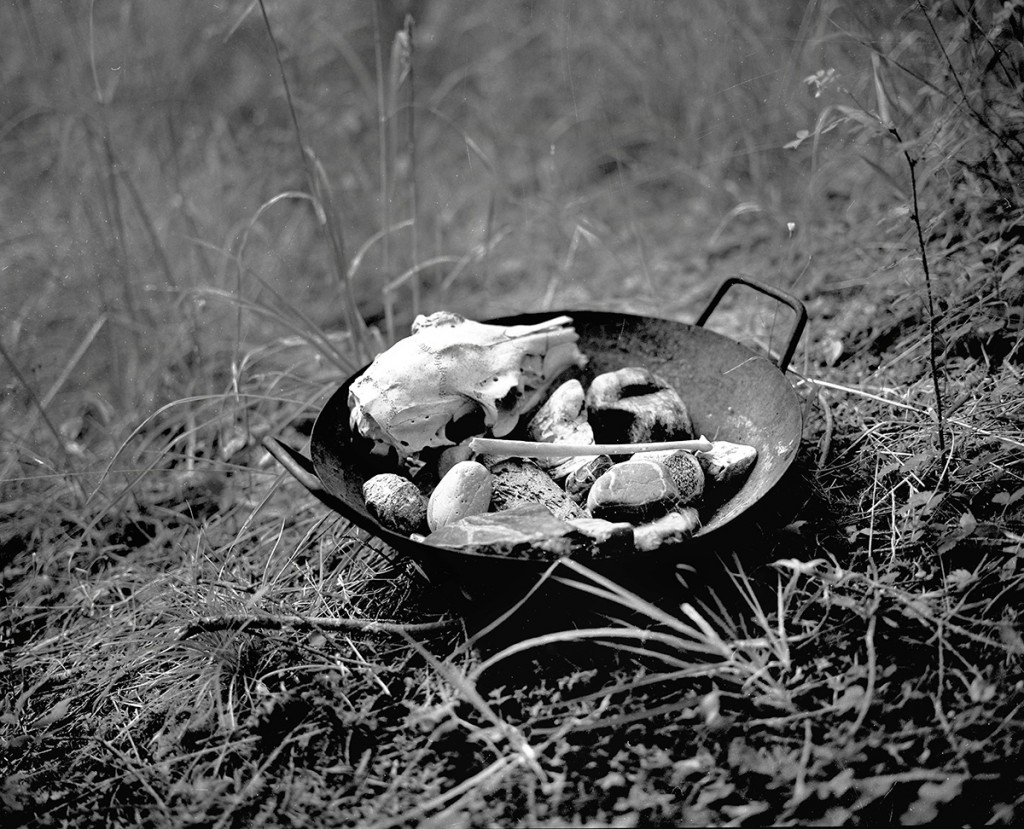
[496,387,520,412]
[445,409,486,443]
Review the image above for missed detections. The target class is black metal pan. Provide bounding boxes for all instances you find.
[264,277,807,580]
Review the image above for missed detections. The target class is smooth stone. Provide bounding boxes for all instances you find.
[585,367,694,443]
[423,504,576,559]
[528,379,595,480]
[437,444,474,478]
[563,454,614,505]
[696,441,758,484]
[490,458,584,521]
[634,508,701,552]
[635,449,705,505]
[586,458,679,523]
[427,460,492,531]
[362,473,428,534]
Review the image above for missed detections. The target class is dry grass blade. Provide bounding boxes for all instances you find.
[0,338,84,500]
[256,0,367,364]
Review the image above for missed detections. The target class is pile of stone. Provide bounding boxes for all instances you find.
[360,366,757,560]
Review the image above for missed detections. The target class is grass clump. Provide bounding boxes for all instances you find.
[3,0,1024,826]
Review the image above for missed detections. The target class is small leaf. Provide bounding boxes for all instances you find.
[834,684,865,714]
[596,771,627,791]
[997,621,1024,657]
[902,777,964,825]
[1001,257,1024,285]
[871,53,894,128]
[785,130,811,150]
[946,569,974,590]
[998,487,1022,506]
[33,698,72,730]
[699,689,722,727]
[835,105,889,136]
[822,337,844,366]
[968,674,997,704]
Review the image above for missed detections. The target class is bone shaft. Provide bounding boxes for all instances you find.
[468,436,714,457]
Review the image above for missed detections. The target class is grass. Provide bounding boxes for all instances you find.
[2,0,1024,825]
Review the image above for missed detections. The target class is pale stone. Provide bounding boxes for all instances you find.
[527,379,595,479]
[567,517,635,556]
[586,459,679,522]
[633,508,701,551]
[437,443,474,478]
[426,460,492,531]
[696,441,758,484]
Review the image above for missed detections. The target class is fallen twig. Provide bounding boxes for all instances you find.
[177,613,457,640]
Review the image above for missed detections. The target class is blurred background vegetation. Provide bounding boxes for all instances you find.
[2,0,1022,573]
[1,0,909,420]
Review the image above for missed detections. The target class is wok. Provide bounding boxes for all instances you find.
[264,277,807,581]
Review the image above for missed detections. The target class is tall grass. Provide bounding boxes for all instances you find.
[3,1,1023,826]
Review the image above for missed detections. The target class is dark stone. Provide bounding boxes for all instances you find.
[636,449,705,505]
[490,458,584,521]
[564,454,615,504]
[362,473,428,534]
[586,459,679,522]
[586,367,693,443]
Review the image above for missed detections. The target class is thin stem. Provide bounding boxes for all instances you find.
[405,15,420,319]
[372,0,392,339]
[903,144,947,455]
[177,613,457,639]
[256,0,366,363]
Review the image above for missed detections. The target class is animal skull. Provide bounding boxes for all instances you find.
[349,311,586,461]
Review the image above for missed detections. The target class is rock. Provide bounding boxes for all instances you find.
[585,367,693,443]
[564,454,615,504]
[567,517,635,556]
[362,473,428,534]
[423,504,577,559]
[634,508,701,551]
[635,449,705,505]
[490,458,584,521]
[586,459,679,523]
[696,441,758,484]
[527,379,595,479]
[427,460,492,531]
[437,444,474,478]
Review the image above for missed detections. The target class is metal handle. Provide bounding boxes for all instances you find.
[696,276,807,373]
[262,436,351,514]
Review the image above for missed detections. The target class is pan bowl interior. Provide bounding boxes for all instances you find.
[311,310,802,558]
